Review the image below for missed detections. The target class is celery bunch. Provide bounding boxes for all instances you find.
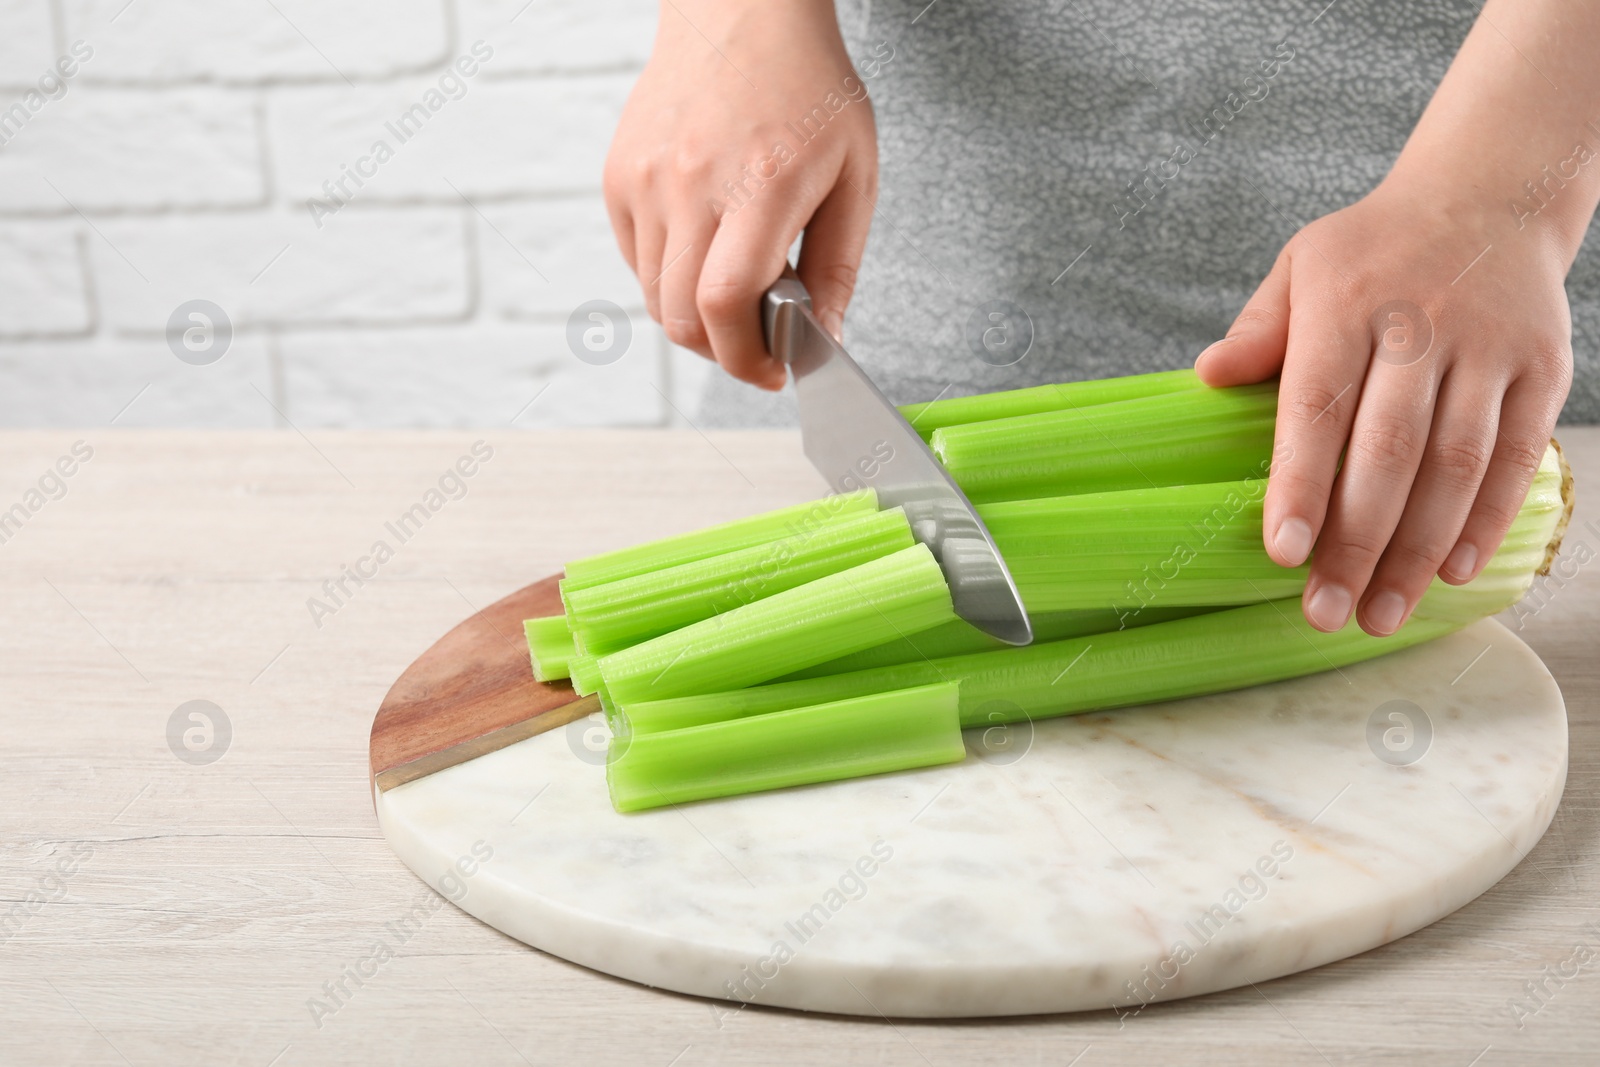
[524,374,1573,814]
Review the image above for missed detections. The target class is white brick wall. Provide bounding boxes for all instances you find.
[0,223,90,337]
[458,0,656,73]
[91,210,472,330]
[279,324,669,427]
[0,88,264,212]
[0,0,703,429]
[60,0,452,82]
[479,197,642,319]
[0,336,277,426]
[268,75,632,201]
[0,0,56,89]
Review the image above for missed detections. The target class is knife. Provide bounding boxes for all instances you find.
[761,267,1033,646]
[370,271,1035,793]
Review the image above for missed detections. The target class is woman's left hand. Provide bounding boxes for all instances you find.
[1194,176,1574,637]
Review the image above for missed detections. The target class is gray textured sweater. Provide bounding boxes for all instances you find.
[699,0,1600,425]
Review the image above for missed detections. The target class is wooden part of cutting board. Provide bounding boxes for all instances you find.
[369,574,596,794]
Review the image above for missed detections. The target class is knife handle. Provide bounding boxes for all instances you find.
[761,264,812,365]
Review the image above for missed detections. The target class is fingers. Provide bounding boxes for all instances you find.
[796,167,877,342]
[697,198,806,390]
[1440,367,1568,583]
[601,153,638,274]
[1195,252,1291,386]
[1302,356,1439,632]
[1261,296,1373,572]
[631,214,667,325]
[1354,371,1499,634]
[625,167,870,387]
[658,209,717,359]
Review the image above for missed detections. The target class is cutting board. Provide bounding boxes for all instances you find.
[369,575,1567,1018]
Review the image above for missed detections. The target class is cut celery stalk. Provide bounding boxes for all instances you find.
[596,543,956,705]
[617,441,1570,735]
[617,602,1455,734]
[933,384,1277,502]
[984,478,1308,612]
[606,681,963,812]
[560,489,878,593]
[778,605,1216,680]
[573,475,1303,683]
[564,508,915,655]
[900,368,1203,438]
[569,653,602,696]
[523,616,575,682]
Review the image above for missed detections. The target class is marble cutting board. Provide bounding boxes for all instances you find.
[370,576,1567,1018]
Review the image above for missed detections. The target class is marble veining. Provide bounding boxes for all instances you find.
[376,617,1566,1017]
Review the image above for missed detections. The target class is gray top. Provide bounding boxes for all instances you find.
[699,0,1600,425]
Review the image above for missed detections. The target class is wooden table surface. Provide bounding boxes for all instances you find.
[1,427,1596,1066]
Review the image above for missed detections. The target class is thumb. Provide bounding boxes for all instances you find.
[796,170,875,342]
[1196,252,1291,386]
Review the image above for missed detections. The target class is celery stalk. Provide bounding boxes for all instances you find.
[569,653,602,696]
[933,384,1277,502]
[778,605,1216,680]
[616,442,1571,735]
[900,368,1203,439]
[563,508,915,655]
[1411,439,1571,624]
[560,489,878,593]
[606,681,963,812]
[522,616,575,682]
[617,603,1453,734]
[984,478,1308,612]
[596,543,956,705]
[571,476,1288,683]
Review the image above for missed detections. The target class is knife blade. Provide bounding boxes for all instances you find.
[761,268,1033,646]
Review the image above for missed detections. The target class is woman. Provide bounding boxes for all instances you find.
[602,0,1598,640]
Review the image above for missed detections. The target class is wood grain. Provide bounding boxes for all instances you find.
[369,574,594,794]
[0,428,1594,1066]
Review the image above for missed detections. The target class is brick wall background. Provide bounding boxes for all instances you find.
[0,0,713,429]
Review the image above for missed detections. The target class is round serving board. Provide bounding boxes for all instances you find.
[370,576,1567,1018]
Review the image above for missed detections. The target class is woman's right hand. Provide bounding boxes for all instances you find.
[603,0,880,390]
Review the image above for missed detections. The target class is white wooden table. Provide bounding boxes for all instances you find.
[1,428,1596,1066]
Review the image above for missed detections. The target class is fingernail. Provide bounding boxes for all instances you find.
[1305,584,1352,632]
[1364,590,1407,636]
[1195,334,1234,365]
[1274,517,1314,566]
[821,308,844,342]
[1443,541,1477,581]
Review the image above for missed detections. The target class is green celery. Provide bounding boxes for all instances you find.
[900,368,1203,439]
[596,543,956,705]
[569,653,602,696]
[983,478,1308,612]
[778,605,1215,680]
[522,616,575,682]
[1008,562,1307,611]
[933,384,1277,502]
[563,508,915,655]
[616,602,1455,734]
[616,441,1569,735]
[1408,440,1570,624]
[606,681,964,812]
[560,489,878,593]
